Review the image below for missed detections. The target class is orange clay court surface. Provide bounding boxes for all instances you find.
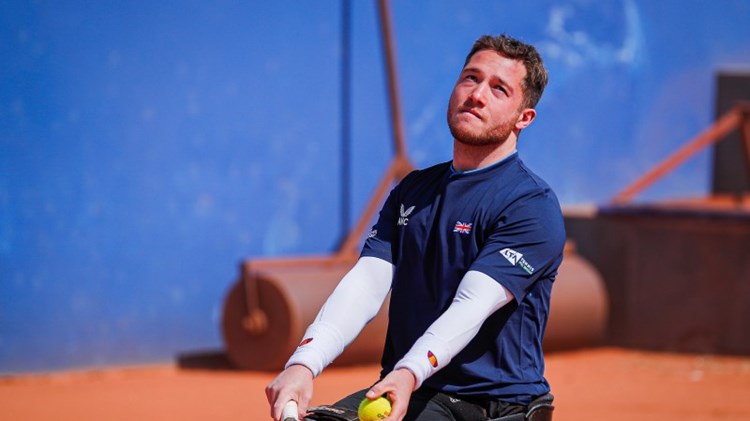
[2,347,750,420]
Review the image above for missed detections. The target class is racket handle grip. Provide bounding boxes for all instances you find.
[282,400,299,421]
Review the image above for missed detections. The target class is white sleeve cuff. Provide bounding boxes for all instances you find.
[284,321,344,377]
[394,332,451,389]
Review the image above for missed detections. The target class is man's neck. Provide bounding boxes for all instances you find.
[452,137,518,171]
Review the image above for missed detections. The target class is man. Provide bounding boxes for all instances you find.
[266,33,565,421]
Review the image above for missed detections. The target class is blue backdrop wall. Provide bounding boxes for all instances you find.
[1,0,749,374]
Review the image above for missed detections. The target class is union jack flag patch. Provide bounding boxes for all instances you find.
[453,221,472,234]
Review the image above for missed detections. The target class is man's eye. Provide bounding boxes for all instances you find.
[465,75,478,82]
[493,85,507,94]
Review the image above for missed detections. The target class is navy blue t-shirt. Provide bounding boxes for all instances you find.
[361,153,566,404]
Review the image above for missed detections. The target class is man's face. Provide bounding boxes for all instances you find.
[447,49,531,146]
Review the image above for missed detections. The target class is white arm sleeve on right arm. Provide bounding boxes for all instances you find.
[285,256,393,376]
[394,270,513,388]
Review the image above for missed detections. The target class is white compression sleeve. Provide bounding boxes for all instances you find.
[285,256,393,377]
[394,270,514,389]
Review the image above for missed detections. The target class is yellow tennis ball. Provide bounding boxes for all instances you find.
[358,396,392,421]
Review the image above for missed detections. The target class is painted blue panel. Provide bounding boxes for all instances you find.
[0,1,350,373]
[1,0,749,373]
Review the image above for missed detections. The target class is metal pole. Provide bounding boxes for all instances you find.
[377,0,409,160]
[340,0,352,240]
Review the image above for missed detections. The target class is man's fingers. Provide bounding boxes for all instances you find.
[365,382,385,399]
[265,365,315,420]
[386,397,407,421]
[296,396,310,419]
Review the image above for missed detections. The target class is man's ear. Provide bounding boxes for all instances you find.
[515,108,537,130]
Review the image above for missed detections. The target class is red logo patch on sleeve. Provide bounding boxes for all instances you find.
[427,351,438,368]
[298,337,313,347]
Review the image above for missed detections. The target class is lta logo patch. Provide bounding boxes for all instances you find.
[500,248,535,275]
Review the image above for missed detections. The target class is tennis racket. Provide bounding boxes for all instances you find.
[282,400,299,421]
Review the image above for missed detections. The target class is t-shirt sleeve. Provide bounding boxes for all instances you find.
[360,182,402,263]
[469,190,566,302]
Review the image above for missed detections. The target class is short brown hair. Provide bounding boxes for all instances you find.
[464,34,548,109]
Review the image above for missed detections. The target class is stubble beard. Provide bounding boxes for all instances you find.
[447,111,517,147]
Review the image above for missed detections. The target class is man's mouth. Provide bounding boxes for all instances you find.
[460,107,483,121]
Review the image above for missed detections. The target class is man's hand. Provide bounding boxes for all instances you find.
[364,368,417,421]
[265,364,314,421]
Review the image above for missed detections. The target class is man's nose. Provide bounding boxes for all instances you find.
[468,83,487,106]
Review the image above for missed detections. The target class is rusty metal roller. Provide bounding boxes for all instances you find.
[222,246,608,371]
[544,244,609,351]
[222,257,388,371]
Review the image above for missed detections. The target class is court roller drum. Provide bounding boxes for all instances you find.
[544,246,609,351]
[222,247,608,371]
[222,257,388,371]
